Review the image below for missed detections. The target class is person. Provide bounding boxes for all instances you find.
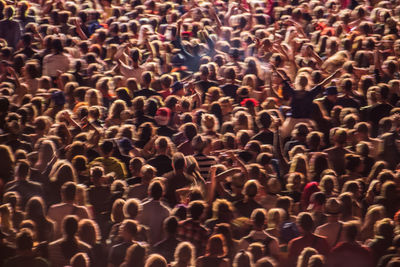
[164,153,196,207]
[120,243,147,267]
[4,229,49,267]
[170,242,196,267]
[47,182,91,238]
[108,219,138,267]
[196,235,229,267]
[315,198,345,248]
[4,160,43,209]
[138,180,171,245]
[146,137,173,176]
[89,140,127,180]
[0,6,21,49]
[287,213,330,267]
[238,209,280,260]
[326,222,374,267]
[152,216,182,263]
[234,180,263,218]
[178,201,209,257]
[48,216,92,267]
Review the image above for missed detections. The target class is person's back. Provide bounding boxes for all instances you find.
[4,229,48,267]
[0,7,21,49]
[287,213,330,267]
[138,181,171,245]
[326,222,373,267]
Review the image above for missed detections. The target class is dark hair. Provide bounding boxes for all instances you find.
[61,216,79,259]
[164,216,178,235]
[100,140,114,155]
[189,200,205,220]
[297,212,314,232]
[149,180,164,200]
[172,152,186,170]
[251,208,266,228]
[62,182,76,202]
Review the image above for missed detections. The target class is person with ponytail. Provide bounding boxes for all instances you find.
[48,215,92,267]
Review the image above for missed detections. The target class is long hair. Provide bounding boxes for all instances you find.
[173,242,196,267]
[124,243,147,267]
[296,247,317,267]
[78,219,101,246]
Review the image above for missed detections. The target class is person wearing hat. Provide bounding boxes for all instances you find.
[316,86,338,116]
[315,197,345,248]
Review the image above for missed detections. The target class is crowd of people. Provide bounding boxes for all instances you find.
[2,0,400,266]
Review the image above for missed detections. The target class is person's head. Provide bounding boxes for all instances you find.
[90,166,104,185]
[172,152,186,172]
[297,247,317,267]
[212,199,233,221]
[233,250,253,267]
[123,198,141,219]
[256,110,272,130]
[155,136,168,154]
[70,253,90,267]
[344,222,360,242]
[25,196,46,220]
[125,243,147,267]
[61,181,76,203]
[375,218,395,240]
[174,242,195,265]
[188,200,205,221]
[119,219,138,242]
[297,212,314,233]
[100,140,114,156]
[78,219,100,246]
[145,254,167,267]
[206,234,227,257]
[62,215,78,239]
[148,180,164,200]
[111,198,125,223]
[163,216,178,237]
[15,159,30,180]
[243,179,259,199]
[251,208,266,230]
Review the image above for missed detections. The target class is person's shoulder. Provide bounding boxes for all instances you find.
[48,203,66,210]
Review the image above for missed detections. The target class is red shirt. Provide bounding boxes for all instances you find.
[287,233,330,267]
[326,241,373,267]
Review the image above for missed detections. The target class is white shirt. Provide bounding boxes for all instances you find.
[47,202,91,239]
[42,53,71,77]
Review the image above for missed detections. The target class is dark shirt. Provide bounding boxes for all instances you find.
[234,198,263,218]
[88,185,112,218]
[336,95,360,109]
[152,237,181,263]
[4,255,49,267]
[0,18,22,48]
[220,84,239,100]
[4,180,44,208]
[147,155,173,176]
[108,241,134,267]
[157,125,177,139]
[251,130,274,145]
[282,81,324,119]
